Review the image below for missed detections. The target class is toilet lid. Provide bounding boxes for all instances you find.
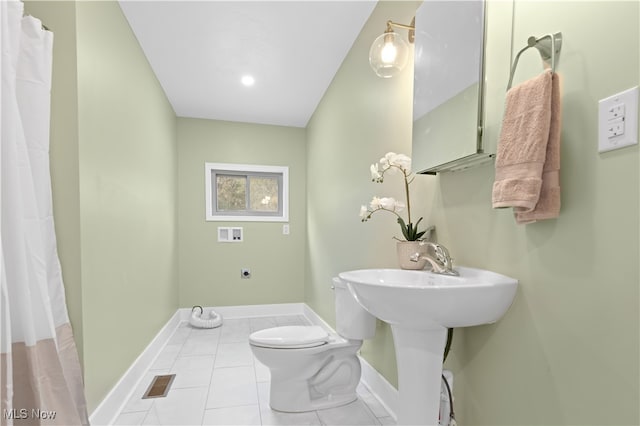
[249,326,329,349]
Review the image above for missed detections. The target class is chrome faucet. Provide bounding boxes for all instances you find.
[409,241,459,276]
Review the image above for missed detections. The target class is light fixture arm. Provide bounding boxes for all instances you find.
[385,18,415,43]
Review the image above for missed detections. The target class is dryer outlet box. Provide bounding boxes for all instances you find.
[218,227,243,242]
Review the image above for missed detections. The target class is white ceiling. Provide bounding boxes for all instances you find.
[118,1,377,128]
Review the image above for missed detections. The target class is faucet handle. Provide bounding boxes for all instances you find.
[409,242,458,276]
[432,244,449,263]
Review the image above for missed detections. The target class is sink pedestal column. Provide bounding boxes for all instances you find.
[390,325,447,426]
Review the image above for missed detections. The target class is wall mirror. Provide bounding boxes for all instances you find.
[412,0,493,174]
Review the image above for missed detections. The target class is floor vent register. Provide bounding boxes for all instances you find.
[142,374,176,399]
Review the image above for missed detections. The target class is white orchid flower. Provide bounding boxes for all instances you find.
[383,152,397,162]
[360,152,423,241]
[359,205,369,219]
[370,197,383,210]
[379,197,399,211]
[391,154,412,173]
[379,152,397,170]
[370,163,381,181]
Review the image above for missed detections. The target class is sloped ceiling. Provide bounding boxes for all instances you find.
[119,1,377,128]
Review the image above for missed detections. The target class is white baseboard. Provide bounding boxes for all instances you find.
[89,310,182,426]
[359,356,398,420]
[183,302,305,320]
[89,302,397,424]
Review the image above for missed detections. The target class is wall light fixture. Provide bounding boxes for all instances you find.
[369,18,415,78]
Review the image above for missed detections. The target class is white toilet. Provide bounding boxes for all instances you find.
[249,278,376,413]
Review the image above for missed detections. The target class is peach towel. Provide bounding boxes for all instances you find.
[515,73,562,223]
[492,70,562,223]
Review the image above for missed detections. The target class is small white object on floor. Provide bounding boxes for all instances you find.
[189,306,223,329]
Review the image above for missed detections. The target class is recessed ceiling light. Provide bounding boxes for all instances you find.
[241,75,255,87]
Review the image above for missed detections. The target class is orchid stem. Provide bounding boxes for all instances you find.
[403,169,411,225]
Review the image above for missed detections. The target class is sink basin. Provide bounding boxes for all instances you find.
[338,267,517,425]
[338,267,518,329]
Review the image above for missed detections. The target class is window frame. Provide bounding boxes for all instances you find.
[205,162,289,222]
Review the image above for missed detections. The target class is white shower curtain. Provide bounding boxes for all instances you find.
[0,1,88,424]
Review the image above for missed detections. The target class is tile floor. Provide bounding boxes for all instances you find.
[113,315,396,425]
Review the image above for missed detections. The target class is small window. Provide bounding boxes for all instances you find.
[205,163,289,222]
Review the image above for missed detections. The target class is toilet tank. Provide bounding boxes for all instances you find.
[332,277,376,340]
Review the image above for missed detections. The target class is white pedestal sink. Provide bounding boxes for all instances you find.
[338,267,517,426]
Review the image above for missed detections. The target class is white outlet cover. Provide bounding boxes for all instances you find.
[218,227,229,242]
[598,86,638,153]
[218,226,243,242]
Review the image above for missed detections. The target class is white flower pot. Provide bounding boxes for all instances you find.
[396,241,428,270]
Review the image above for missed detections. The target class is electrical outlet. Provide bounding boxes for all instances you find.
[607,118,625,138]
[607,103,625,121]
[598,86,638,153]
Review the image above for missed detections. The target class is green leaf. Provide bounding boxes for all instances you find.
[406,217,425,241]
[397,217,410,240]
[404,221,417,241]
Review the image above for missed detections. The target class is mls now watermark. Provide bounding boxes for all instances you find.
[3,409,57,420]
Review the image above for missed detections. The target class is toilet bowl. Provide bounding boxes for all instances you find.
[249,278,376,413]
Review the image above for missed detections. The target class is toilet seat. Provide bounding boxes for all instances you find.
[249,325,329,349]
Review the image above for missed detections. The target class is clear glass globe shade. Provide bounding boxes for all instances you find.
[369,32,409,78]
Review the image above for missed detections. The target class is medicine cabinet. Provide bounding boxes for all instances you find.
[412,0,494,174]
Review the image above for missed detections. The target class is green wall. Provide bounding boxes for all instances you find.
[25,1,179,412]
[307,1,639,425]
[75,2,179,410]
[177,118,306,307]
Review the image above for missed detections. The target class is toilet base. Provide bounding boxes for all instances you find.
[270,382,357,413]
[268,352,362,413]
